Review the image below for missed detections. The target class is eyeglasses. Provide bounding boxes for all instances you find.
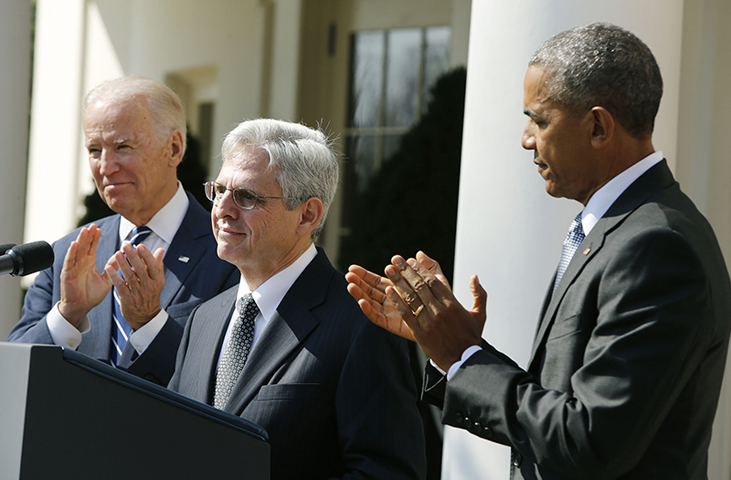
[204,181,298,210]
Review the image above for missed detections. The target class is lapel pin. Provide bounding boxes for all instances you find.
[583,248,591,255]
[178,255,190,263]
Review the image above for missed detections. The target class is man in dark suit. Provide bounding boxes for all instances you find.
[168,119,426,480]
[8,77,238,386]
[346,23,731,479]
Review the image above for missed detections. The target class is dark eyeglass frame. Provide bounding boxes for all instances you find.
[204,181,299,210]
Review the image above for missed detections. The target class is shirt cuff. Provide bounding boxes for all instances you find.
[446,345,483,381]
[47,302,89,350]
[128,310,168,355]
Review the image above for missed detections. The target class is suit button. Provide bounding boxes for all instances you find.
[455,413,464,424]
[512,452,523,467]
[483,425,492,437]
[463,416,470,425]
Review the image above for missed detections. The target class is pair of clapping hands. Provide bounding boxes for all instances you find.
[58,224,165,331]
[345,251,486,372]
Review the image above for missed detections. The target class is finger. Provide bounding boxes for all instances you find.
[348,264,392,295]
[406,256,453,300]
[113,249,136,283]
[132,244,160,281]
[416,250,451,289]
[345,271,388,304]
[386,255,439,312]
[469,274,488,317]
[63,241,80,272]
[105,264,126,290]
[385,285,422,333]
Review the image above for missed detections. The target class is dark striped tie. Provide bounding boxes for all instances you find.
[111,225,153,365]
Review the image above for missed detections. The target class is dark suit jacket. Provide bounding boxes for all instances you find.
[7,192,239,385]
[169,249,427,480]
[424,160,731,479]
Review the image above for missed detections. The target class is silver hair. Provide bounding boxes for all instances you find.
[83,76,187,154]
[529,22,662,138]
[221,118,339,241]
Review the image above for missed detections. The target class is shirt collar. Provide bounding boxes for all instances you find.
[118,182,189,243]
[236,243,318,322]
[581,151,664,235]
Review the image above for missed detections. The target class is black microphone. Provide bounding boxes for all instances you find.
[0,243,17,254]
[0,241,55,276]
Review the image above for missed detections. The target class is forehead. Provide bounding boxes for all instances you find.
[219,146,279,188]
[83,99,153,139]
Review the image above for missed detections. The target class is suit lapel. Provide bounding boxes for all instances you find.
[200,288,238,403]
[159,193,211,308]
[224,250,331,415]
[528,160,677,369]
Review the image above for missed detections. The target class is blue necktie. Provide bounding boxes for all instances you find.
[553,212,585,294]
[214,294,260,409]
[111,225,153,365]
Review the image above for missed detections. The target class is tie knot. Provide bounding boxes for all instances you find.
[567,212,585,242]
[129,226,153,246]
[237,294,259,318]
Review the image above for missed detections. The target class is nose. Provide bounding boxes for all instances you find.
[97,149,120,175]
[521,121,536,150]
[213,188,238,218]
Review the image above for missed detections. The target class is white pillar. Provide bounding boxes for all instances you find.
[267,0,303,120]
[24,0,86,254]
[0,0,32,339]
[445,1,684,478]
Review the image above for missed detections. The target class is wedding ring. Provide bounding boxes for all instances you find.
[412,304,424,317]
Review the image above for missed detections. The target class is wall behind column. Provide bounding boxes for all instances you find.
[446,1,684,478]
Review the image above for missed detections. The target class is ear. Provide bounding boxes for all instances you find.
[168,130,185,168]
[590,106,614,149]
[296,197,325,237]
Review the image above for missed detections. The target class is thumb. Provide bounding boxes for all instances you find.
[469,274,487,319]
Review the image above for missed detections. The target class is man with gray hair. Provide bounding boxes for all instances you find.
[8,77,238,386]
[347,23,731,479]
[169,118,426,480]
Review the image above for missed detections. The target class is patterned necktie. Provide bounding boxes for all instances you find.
[111,225,153,365]
[553,212,585,294]
[214,294,260,410]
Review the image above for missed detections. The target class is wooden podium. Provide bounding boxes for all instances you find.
[0,342,269,479]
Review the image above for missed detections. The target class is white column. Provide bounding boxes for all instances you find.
[267,0,303,121]
[0,0,32,338]
[24,0,86,255]
[445,1,684,478]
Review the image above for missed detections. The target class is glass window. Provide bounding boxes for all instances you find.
[342,26,451,232]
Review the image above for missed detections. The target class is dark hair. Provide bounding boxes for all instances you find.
[530,22,663,138]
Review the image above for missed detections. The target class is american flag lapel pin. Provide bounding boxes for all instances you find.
[178,255,190,263]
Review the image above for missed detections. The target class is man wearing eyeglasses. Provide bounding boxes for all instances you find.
[168,118,426,480]
[7,77,238,386]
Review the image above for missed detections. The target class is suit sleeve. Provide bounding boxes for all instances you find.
[335,320,427,480]
[441,227,714,479]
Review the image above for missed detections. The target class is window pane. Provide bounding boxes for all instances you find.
[384,28,421,128]
[347,135,377,193]
[382,134,403,163]
[423,26,451,106]
[348,31,384,128]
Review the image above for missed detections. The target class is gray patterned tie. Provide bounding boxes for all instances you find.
[214,294,259,409]
[553,212,585,294]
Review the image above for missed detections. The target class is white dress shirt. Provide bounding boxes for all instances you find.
[442,151,665,380]
[217,243,318,369]
[47,182,189,354]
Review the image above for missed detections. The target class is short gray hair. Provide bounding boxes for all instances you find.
[529,22,662,138]
[84,76,187,154]
[221,119,339,241]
